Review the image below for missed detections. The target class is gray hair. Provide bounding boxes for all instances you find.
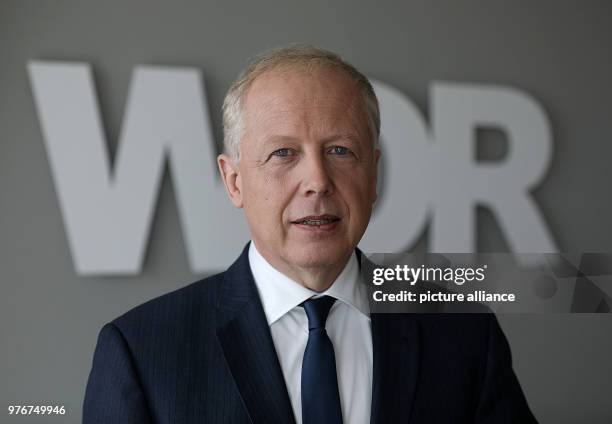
[222,45,380,163]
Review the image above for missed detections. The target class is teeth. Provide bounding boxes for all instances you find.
[300,219,334,225]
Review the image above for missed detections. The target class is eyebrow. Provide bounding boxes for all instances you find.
[261,135,301,146]
[261,133,363,146]
[320,134,363,144]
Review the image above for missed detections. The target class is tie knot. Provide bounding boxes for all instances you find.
[302,296,336,331]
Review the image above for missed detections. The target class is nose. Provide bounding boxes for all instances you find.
[301,153,334,196]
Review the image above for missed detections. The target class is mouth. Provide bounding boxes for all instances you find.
[291,214,341,226]
[290,214,341,233]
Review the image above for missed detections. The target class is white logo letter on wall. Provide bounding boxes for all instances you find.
[28,61,248,275]
[430,82,556,253]
[362,80,557,253]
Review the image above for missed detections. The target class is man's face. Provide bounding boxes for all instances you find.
[219,66,380,280]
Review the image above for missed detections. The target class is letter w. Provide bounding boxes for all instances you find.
[28,61,247,275]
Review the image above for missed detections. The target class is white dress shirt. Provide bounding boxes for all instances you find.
[248,242,373,424]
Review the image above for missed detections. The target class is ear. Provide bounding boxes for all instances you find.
[217,153,244,208]
[372,148,381,203]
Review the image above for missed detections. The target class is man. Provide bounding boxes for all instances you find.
[83,46,538,423]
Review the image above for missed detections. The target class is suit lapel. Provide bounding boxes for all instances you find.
[216,244,296,424]
[369,314,420,424]
[357,250,420,424]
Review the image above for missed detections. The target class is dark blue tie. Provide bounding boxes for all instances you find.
[301,296,343,424]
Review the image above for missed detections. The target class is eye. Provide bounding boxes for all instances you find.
[271,148,293,157]
[329,146,351,156]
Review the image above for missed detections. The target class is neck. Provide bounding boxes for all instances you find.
[253,242,352,292]
[284,263,348,292]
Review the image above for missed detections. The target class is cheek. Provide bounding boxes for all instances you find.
[337,173,376,219]
[246,171,293,218]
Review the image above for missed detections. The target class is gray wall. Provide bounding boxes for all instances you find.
[1,1,611,422]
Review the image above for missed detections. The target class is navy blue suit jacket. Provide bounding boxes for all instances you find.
[83,244,538,423]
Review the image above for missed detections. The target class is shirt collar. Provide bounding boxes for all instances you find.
[248,241,370,325]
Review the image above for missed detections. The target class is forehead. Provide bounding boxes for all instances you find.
[242,65,368,138]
